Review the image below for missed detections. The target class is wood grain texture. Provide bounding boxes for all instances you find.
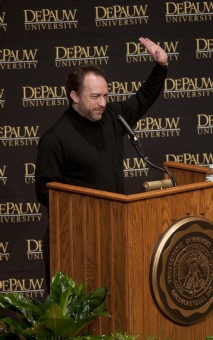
[164,161,209,185]
[48,162,213,340]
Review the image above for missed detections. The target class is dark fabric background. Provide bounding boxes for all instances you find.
[1,0,212,300]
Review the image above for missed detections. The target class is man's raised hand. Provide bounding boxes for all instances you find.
[139,37,168,66]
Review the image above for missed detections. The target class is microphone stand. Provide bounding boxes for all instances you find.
[117,114,177,187]
[130,136,177,187]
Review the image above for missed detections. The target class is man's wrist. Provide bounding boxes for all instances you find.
[156,62,168,68]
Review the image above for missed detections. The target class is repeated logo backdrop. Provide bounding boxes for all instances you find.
[1,0,213,299]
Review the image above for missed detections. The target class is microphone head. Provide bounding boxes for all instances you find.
[143,179,173,191]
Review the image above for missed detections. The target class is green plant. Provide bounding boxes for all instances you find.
[0,271,110,340]
[205,337,213,340]
[110,331,139,340]
[142,330,173,340]
[107,330,173,340]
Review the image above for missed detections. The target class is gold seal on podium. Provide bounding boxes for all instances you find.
[150,216,213,324]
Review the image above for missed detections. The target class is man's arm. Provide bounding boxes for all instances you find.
[111,37,168,131]
[35,133,66,208]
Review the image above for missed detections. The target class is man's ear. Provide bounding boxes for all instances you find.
[70,91,79,104]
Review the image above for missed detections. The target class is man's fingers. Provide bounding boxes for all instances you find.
[144,38,154,44]
[155,50,160,59]
[139,37,168,64]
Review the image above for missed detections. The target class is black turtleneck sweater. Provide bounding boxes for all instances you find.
[35,65,167,207]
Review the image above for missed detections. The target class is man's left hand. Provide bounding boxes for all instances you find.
[139,37,168,66]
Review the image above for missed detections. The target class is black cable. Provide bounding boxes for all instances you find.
[130,137,177,187]
[117,114,177,187]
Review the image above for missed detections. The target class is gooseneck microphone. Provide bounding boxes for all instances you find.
[117,115,177,188]
[117,115,138,145]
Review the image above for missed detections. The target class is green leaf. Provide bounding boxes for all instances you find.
[76,281,87,296]
[0,319,9,333]
[22,321,47,337]
[77,286,108,312]
[92,301,108,314]
[90,287,108,302]
[0,293,42,324]
[73,299,90,321]
[38,303,75,336]
[66,294,78,317]
[1,317,23,334]
[66,312,108,337]
[59,287,71,316]
[0,318,28,339]
[42,292,54,312]
[50,272,77,305]
[29,297,47,315]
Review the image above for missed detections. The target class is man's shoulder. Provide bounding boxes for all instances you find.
[45,109,71,134]
[39,109,73,144]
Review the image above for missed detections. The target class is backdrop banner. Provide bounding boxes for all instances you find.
[1,0,213,300]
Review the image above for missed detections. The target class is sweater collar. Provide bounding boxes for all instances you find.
[67,106,100,128]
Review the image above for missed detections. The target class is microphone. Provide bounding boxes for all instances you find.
[117,115,138,143]
[117,114,177,187]
[143,179,173,191]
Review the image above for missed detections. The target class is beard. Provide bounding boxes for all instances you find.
[77,100,104,122]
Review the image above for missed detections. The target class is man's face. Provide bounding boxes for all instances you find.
[71,73,108,122]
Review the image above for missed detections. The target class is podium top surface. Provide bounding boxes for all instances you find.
[47,180,213,203]
[47,162,213,202]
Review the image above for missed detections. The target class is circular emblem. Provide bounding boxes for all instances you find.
[150,216,213,324]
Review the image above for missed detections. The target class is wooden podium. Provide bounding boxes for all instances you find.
[47,162,213,339]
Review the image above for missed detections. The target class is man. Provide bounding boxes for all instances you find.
[35,37,168,290]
